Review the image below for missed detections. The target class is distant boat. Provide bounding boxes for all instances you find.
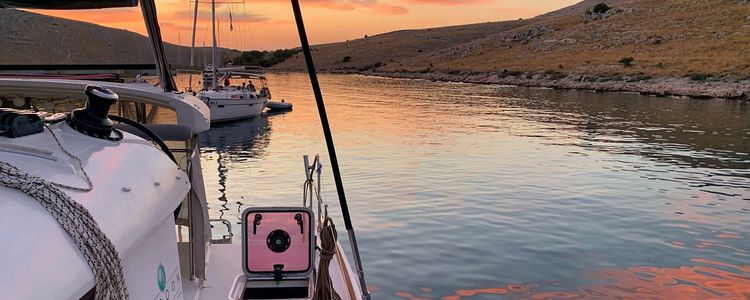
[188,0,271,123]
[196,66,270,123]
[266,99,293,111]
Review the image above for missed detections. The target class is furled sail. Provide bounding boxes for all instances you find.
[0,0,137,9]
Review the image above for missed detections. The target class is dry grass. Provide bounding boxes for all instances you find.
[393,0,750,79]
[279,0,750,79]
[273,20,529,71]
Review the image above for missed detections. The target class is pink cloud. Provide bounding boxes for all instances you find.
[370,3,409,15]
[405,0,490,5]
[245,0,407,15]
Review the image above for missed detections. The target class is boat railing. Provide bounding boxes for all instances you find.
[208,218,234,244]
[303,154,325,229]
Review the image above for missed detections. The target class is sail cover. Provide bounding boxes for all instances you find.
[0,0,137,9]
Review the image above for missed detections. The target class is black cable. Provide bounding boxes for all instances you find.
[290,0,353,231]
[107,115,177,164]
[290,3,371,298]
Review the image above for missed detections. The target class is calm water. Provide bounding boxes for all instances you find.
[196,73,750,299]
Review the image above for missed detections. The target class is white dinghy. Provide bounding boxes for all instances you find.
[266,99,294,111]
[0,1,371,300]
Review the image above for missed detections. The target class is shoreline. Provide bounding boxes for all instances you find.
[367,71,750,100]
[275,69,750,100]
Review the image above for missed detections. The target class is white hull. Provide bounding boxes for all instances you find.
[205,97,267,122]
[0,123,191,299]
[199,88,269,123]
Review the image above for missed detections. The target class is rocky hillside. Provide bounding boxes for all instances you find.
[273,19,530,71]
[0,9,238,66]
[276,0,750,80]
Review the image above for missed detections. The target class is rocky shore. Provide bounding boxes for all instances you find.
[333,70,750,100]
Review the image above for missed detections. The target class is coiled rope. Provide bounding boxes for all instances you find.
[313,217,342,300]
[0,126,128,299]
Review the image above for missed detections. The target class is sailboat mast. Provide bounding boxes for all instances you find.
[190,0,198,66]
[189,0,199,89]
[211,0,218,89]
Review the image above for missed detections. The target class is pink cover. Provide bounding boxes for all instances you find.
[246,211,311,273]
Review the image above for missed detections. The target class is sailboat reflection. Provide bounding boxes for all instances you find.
[199,116,270,243]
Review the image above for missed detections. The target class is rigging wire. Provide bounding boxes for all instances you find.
[237,1,246,51]
[217,15,222,64]
[244,2,255,52]
[201,9,210,60]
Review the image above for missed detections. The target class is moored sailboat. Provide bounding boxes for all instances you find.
[190,0,273,123]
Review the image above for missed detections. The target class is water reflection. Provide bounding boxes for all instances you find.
[388,258,750,300]
[573,260,750,300]
[199,116,270,235]
[188,73,749,299]
[500,89,750,173]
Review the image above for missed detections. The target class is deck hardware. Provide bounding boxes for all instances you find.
[267,230,291,253]
[273,264,284,281]
[295,213,304,234]
[68,86,123,141]
[253,214,262,234]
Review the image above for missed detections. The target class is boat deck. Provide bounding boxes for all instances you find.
[183,243,362,300]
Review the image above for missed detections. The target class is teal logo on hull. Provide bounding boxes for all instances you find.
[157,263,166,292]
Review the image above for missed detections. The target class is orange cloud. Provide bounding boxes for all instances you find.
[245,0,406,14]
[405,0,491,5]
[369,3,408,15]
[25,1,583,50]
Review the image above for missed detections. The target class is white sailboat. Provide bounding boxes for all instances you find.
[0,1,371,299]
[191,0,270,123]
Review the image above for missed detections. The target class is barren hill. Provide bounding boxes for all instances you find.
[273,19,530,71]
[0,9,237,66]
[276,0,750,80]
[399,0,750,78]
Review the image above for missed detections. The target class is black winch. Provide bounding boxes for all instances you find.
[67,85,122,141]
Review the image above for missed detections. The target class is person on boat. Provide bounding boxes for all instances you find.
[241,82,246,90]
[224,78,230,87]
[260,86,271,99]
[248,81,256,92]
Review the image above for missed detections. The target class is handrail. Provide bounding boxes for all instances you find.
[303,154,325,230]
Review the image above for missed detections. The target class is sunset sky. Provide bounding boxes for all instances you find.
[31,0,581,50]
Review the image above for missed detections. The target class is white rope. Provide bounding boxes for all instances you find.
[44,124,93,192]
[0,126,128,299]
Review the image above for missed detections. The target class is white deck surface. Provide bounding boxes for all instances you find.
[183,243,363,300]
